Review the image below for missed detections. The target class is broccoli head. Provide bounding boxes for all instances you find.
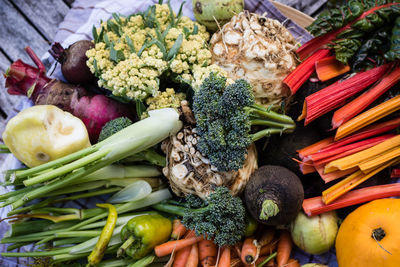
[98,117,132,142]
[153,187,246,246]
[192,73,296,172]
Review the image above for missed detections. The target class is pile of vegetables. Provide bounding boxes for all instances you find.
[1,0,400,266]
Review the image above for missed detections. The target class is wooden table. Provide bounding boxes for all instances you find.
[0,0,326,144]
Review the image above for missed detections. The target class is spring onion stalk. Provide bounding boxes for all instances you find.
[108,180,152,203]
[128,254,156,267]
[36,189,171,245]
[79,212,159,230]
[97,259,135,267]
[52,244,119,263]
[53,237,91,247]
[0,144,10,153]
[2,109,181,210]
[6,242,30,251]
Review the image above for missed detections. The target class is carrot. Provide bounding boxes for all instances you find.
[173,245,192,267]
[233,243,243,259]
[185,243,199,267]
[154,236,203,257]
[276,231,292,267]
[241,237,257,264]
[286,259,300,267]
[260,240,278,256]
[172,219,187,239]
[258,228,275,247]
[217,246,231,267]
[199,239,218,267]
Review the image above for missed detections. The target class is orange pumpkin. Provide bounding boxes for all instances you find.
[335,198,400,267]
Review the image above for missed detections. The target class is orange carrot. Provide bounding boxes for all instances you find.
[198,239,217,267]
[233,243,242,259]
[155,236,203,257]
[260,240,278,256]
[185,243,199,267]
[173,245,191,267]
[217,246,231,267]
[276,231,292,267]
[172,219,187,239]
[286,259,300,267]
[241,237,257,264]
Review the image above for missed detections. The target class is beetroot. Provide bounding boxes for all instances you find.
[49,40,95,84]
[5,47,136,143]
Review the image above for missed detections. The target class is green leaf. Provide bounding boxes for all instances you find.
[162,24,171,41]
[167,34,183,61]
[103,33,111,47]
[175,1,186,25]
[167,1,175,27]
[26,82,37,98]
[192,24,198,35]
[97,27,104,43]
[109,43,125,63]
[137,40,149,57]
[125,35,136,53]
[112,13,122,25]
[135,99,147,118]
[183,26,190,38]
[92,25,98,42]
[158,0,163,4]
[93,58,99,76]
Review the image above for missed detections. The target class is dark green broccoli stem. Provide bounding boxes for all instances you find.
[244,104,296,141]
[122,148,166,167]
[152,203,186,217]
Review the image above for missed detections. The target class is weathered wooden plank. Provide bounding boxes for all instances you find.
[0,50,21,132]
[11,0,70,41]
[0,0,49,63]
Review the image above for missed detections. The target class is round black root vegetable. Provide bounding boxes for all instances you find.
[244,165,304,226]
[49,40,95,84]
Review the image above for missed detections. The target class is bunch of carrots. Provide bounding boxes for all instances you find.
[154,220,299,267]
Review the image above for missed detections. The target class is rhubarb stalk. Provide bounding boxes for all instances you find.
[315,56,350,82]
[303,183,400,216]
[332,66,400,128]
[283,49,331,95]
[303,63,391,125]
[335,94,400,140]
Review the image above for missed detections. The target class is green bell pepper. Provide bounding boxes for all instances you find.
[117,213,172,260]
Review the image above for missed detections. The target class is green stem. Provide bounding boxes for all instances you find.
[53,244,119,263]
[250,119,295,129]
[1,246,71,257]
[123,149,166,167]
[7,197,56,216]
[0,144,10,153]
[256,252,277,267]
[53,187,122,203]
[152,203,186,217]
[6,242,30,251]
[53,237,90,247]
[117,236,135,257]
[0,186,36,201]
[23,149,110,186]
[48,181,108,196]
[8,220,54,237]
[36,189,171,245]
[251,128,293,142]
[55,230,102,238]
[248,105,294,124]
[128,254,155,267]
[259,200,280,221]
[14,145,98,180]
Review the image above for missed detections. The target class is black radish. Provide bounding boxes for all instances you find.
[244,165,304,226]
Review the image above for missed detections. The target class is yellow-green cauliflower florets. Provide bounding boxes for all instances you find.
[86,3,211,100]
[142,88,186,118]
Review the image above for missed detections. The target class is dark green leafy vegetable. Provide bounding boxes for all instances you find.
[384,16,400,60]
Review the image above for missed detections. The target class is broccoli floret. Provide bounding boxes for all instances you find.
[192,73,296,172]
[98,117,166,166]
[153,187,246,246]
[98,117,133,142]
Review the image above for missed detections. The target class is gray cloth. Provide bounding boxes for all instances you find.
[0,1,337,266]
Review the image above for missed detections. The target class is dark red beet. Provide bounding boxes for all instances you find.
[5,47,135,143]
[49,40,95,84]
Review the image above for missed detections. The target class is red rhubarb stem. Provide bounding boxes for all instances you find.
[311,134,395,166]
[302,183,400,216]
[283,49,331,95]
[25,46,46,73]
[391,167,400,178]
[297,3,400,60]
[332,65,400,129]
[304,63,390,125]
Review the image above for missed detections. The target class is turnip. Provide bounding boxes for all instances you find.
[49,40,95,84]
[5,47,135,142]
